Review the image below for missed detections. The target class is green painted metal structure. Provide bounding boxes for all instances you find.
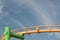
[4,26,24,40]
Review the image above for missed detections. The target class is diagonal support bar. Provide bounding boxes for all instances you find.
[10,32,24,39]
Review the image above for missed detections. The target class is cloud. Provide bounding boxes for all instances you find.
[0,0,9,20]
[0,5,3,14]
[0,0,3,14]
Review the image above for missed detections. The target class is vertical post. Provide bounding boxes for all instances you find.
[4,26,10,40]
[21,39,24,40]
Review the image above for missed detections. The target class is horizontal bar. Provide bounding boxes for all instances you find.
[11,25,60,32]
[16,29,60,34]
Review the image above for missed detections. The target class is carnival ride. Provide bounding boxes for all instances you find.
[2,25,60,40]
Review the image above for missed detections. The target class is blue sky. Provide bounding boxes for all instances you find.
[0,0,60,40]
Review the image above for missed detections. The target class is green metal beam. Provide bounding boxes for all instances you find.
[10,32,24,39]
[3,26,24,40]
[4,26,10,40]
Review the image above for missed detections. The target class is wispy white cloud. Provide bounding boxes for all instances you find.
[0,5,3,14]
[0,0,3,14]
[0,0,9,20]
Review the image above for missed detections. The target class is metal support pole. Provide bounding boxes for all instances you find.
[4,26,10,40]
[21,39,24,40]
[10,32,24,39]
[3,26,24,40]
